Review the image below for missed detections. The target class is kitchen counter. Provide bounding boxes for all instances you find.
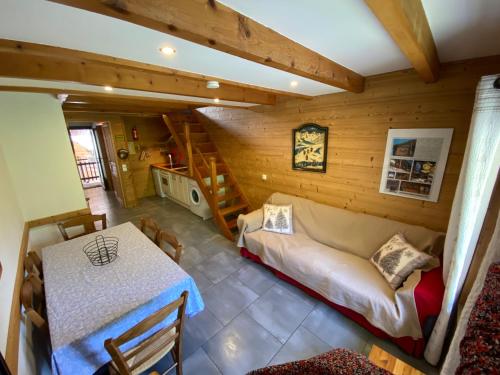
[151,163,194,179]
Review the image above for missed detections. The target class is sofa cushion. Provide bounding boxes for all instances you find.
[268,192,443,260]
[243,229,423,338]
[262,204,293,234]
[370,233,434,289]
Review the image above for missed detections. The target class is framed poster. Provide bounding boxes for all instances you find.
[292,123,329,173]
[379,128,453,202]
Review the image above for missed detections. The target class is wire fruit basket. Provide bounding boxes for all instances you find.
[83,235,119,266]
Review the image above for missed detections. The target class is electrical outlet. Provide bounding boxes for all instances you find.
[261,174,267,181]
[122,164,128,172]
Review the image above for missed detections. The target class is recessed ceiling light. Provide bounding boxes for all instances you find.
[290,81,299,88]
[103,85,113,92]
[213,98,220,103]
[159,46,176,56]
[207,81,220,89]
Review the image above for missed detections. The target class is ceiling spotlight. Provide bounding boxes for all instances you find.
[103,85,113,92]
[213,98,220,103]
[160,46,176,56]
[207,80,220,89]
[290,80,299,88]
[56,93,69,104]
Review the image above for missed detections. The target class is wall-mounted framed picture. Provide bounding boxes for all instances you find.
[379,128,453,202]
[292,123,329,173]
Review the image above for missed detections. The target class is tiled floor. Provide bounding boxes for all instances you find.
[41,188,439,375]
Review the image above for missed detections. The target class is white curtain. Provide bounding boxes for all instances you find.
[424,74,500,365]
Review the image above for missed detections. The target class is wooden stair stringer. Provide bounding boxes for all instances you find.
[162,111,250,240]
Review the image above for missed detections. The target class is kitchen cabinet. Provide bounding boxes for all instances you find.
[155,169,190,208]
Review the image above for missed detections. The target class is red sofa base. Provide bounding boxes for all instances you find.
[241,247,431,357]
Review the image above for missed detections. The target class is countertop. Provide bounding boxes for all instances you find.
[151,163,194,179]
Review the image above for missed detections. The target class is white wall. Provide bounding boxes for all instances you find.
[0,146,25,355]
[0,92,87,373]
[0,92,86,220]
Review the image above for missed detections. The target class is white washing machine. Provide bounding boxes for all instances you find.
[188,179,212,220]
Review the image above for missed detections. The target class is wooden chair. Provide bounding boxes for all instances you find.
[58,213,107,241]
[157,230,183,264]
[21,273,48,333]
[24,251,43,279]
[140,217,160,244]
[105,291,189,375]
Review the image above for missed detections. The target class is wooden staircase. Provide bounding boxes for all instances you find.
[162,110,250,240]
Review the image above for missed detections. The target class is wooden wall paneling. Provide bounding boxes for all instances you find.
[122,116,170,199]
[197,57,500,232]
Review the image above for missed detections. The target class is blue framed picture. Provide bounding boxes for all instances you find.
[292,123,329,173]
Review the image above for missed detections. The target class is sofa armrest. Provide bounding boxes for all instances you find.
[236,209,263,247]
[413,263,445,338]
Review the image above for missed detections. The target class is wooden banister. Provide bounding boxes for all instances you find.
[194,146,210,171]
[209,156,218,208]
[184,122,193,177]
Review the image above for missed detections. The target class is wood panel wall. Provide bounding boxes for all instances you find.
[198,57,500,232]
[123,116,169,199]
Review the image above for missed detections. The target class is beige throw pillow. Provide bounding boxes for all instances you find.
[370,233,434,289]
[262,204,293,235]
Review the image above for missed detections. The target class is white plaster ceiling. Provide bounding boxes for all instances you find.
[0,0,499,104]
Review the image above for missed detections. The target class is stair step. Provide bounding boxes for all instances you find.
[219,203,248,216]
[218,180,235,189]
[198,164,228,177]
[217,190,241,202]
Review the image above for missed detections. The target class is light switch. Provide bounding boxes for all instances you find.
[122,164,128,172]
[261,174,267,181]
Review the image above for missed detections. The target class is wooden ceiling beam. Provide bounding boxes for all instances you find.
[49,0,365,93]
[0,39,278,105]
[0,86,249,108]
[365,0,440,83]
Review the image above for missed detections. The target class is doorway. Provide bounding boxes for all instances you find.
[69,127,104,189]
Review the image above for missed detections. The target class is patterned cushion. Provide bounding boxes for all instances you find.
[262,204,293,235]
[247,348,390,375]
[370,233,433,289]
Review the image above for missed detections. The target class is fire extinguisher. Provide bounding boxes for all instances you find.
[132,126,138,141]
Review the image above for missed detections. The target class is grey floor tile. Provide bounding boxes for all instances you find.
[195,251,243,284]
[180,245,206,269]
[301,303,370,352]
[183,348,222,375]
[235,262,276,295]
[203,275,259,325]
[183,308,224,357]
[246,283,316,344]
[269,326,331,366]
[203,312,282,375]
[186,267,214,292]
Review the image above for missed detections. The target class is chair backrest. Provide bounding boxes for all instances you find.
[58,213,107,241]
[140,217,160,244]
[157,230,183,264]
[105,291,189,375]
[21,273,48,332]
[24,251,43,279]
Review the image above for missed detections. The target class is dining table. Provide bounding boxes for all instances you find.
[41,221,204,375]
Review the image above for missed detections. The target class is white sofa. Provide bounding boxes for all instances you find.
[237,192,445,355]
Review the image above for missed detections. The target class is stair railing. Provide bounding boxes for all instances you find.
[209,156,218,209]
[184,122,194,177]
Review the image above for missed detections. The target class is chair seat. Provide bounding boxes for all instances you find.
[111,327,176,375]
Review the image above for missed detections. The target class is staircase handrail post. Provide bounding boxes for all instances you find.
[184,122,194,177]
[209,156,218,208]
